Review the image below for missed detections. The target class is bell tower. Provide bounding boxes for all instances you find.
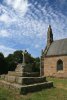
[47,25,53,47]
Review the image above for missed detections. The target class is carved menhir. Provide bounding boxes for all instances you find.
[22,51,25,65]
[15,50,32,75]
[0,49,53,94]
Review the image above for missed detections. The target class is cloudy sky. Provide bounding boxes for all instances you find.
[0,0,67,57]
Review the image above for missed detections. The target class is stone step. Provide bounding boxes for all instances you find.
[8,71,23,77]
[23,72,40,77]
[20,81,53,94]
[0,80,53,95]
[8,71,40,77]
[4,75,46,85]
[16,76,46,85]
[5,75,15,83]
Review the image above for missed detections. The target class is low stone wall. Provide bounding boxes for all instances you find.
[0,80,21,94]
[0,75,5,79]
[50,72,67,78]
[5,75,16,83]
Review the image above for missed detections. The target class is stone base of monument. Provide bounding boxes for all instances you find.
[0,63,53,94]
[0,80,53,95]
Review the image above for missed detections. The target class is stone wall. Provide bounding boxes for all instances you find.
[43,56,67,78]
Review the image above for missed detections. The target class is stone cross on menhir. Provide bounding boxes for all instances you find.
[22,50,25,66]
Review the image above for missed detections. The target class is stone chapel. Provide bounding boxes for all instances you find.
[41,25,67,78]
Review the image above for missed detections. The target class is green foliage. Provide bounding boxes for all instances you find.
[5,54,16,71]
[32,57,40,72]
[0,53,8,74]
[13,50,23,63]
[47,77,67,89]
[0,50,40,73]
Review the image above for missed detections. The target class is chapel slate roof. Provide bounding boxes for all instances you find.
[46,38,67,56]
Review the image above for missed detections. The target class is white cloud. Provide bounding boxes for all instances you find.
[0,13,11,23]
[0,0,67,56]
[4,0,13,5]
[1,1,67,40]
[0,30,10,37]
[0,45,15,57]
[0,5,17,24]
[14,0,28,13]
[3,0,29,14]
[35,44,40,48]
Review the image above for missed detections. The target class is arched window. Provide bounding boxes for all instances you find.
[57,59,63,71]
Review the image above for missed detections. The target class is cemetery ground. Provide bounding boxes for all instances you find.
[0,77,67,100]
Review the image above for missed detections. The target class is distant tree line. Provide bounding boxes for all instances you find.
[0,50,40,75]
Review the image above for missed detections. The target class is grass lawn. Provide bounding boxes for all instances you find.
[0,77,67,100]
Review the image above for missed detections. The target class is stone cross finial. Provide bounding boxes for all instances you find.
[47,25,53,47]
[22,51,25,65]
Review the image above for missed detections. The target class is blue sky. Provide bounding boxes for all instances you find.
[0,0,67,57]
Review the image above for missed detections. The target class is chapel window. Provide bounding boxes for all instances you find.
[57,59,63,71]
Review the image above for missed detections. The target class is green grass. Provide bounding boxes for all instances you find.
[0,77,67,100]
[47,77,67,89]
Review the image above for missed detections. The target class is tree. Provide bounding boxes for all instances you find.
[24,50,35,64]
[5,54,16,71]
[13,50,23,63]
[32,57,40,72]
[5,50,23,71]
[0,52,8,74]
[5,50,40,72]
